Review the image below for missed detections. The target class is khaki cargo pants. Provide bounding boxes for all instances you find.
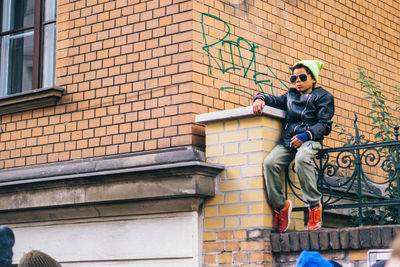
[263,141,322,210]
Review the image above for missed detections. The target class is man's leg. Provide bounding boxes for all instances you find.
[263,144,295,210]
[264,145,295,233]
[294,141,322,205]
[295,141,322,231]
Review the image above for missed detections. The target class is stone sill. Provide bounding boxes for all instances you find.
[0,86,64,115]
[271,225,400,253]
[195,105,285,124]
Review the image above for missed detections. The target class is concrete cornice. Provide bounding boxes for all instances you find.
[195,106,285,124]
[0,146,223,186]
[0,147,224,223]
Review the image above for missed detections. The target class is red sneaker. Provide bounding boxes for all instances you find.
[273,200,292,233]
[308,202,322,231]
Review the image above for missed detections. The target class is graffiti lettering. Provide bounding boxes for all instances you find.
[201,13,288,97]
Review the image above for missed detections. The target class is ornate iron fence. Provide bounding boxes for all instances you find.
[285,114,400,226]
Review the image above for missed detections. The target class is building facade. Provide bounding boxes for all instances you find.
[0,0,399,266]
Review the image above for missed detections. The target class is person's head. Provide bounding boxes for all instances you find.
[290,60,324,95]
[18,250,61,267]
[0,226,15,267]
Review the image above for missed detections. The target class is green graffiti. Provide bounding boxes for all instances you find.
[220,87,254,97]
[201,13,289,97]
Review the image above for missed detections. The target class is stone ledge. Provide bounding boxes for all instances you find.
[271,225,400,253]
[0,146,222,186]
[195,105,285,124]
[0,198,206,224]
[0,86,64,115]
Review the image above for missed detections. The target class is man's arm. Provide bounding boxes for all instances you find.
[252,92,288,115]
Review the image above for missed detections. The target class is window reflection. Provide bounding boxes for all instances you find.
[45,0,57,21]
[0,0,56,96]
[1,31,34,94]
[2,0,35,32]
[42,24,56,88]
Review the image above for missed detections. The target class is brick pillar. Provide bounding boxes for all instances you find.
[196,106,306,266]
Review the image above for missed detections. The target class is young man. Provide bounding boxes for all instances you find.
[253,60,335,232]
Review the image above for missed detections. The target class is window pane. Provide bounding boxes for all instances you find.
[2,0,35,32]
[0,31,34,95]
[42,23,57,88]
[45,0,57,21]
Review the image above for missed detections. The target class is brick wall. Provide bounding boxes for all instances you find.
[196,106,304,266]
[272,225,400,266]
[0,0,202,169]
[203,226,397,266]
[203,229,273,266]
[1,0,399,170]
[191,0,400,149]
[196,105,399,266]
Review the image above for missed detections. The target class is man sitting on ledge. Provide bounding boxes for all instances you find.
[253,60,335,232]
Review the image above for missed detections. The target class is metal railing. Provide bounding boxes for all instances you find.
[285,114,400,225]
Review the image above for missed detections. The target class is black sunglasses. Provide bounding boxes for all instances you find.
[290,74,308,83]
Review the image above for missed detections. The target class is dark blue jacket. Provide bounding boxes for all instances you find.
[254,87,335,147]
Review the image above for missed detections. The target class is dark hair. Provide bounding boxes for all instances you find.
[291,63,315,80]
[18,250,61,267]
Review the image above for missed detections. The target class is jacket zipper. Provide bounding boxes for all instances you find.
[293,94,312,135]
[301,94,312,121]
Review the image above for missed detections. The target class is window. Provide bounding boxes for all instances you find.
[0,0,57,97]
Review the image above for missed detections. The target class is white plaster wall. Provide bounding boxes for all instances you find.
[11,212,200,266]
[62,259,194,267]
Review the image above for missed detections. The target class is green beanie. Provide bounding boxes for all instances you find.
[292,60,324,83]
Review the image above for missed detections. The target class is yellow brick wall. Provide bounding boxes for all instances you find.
[201,112,300,266]
[204,114,304,230]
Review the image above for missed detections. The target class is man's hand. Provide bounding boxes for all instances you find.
[290,135,303,148]
[253,99,265,115]
[290,132,310,148]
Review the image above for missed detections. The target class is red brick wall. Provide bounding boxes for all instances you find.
[0,0,399,169]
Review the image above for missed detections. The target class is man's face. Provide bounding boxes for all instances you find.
[292,67,315,95]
